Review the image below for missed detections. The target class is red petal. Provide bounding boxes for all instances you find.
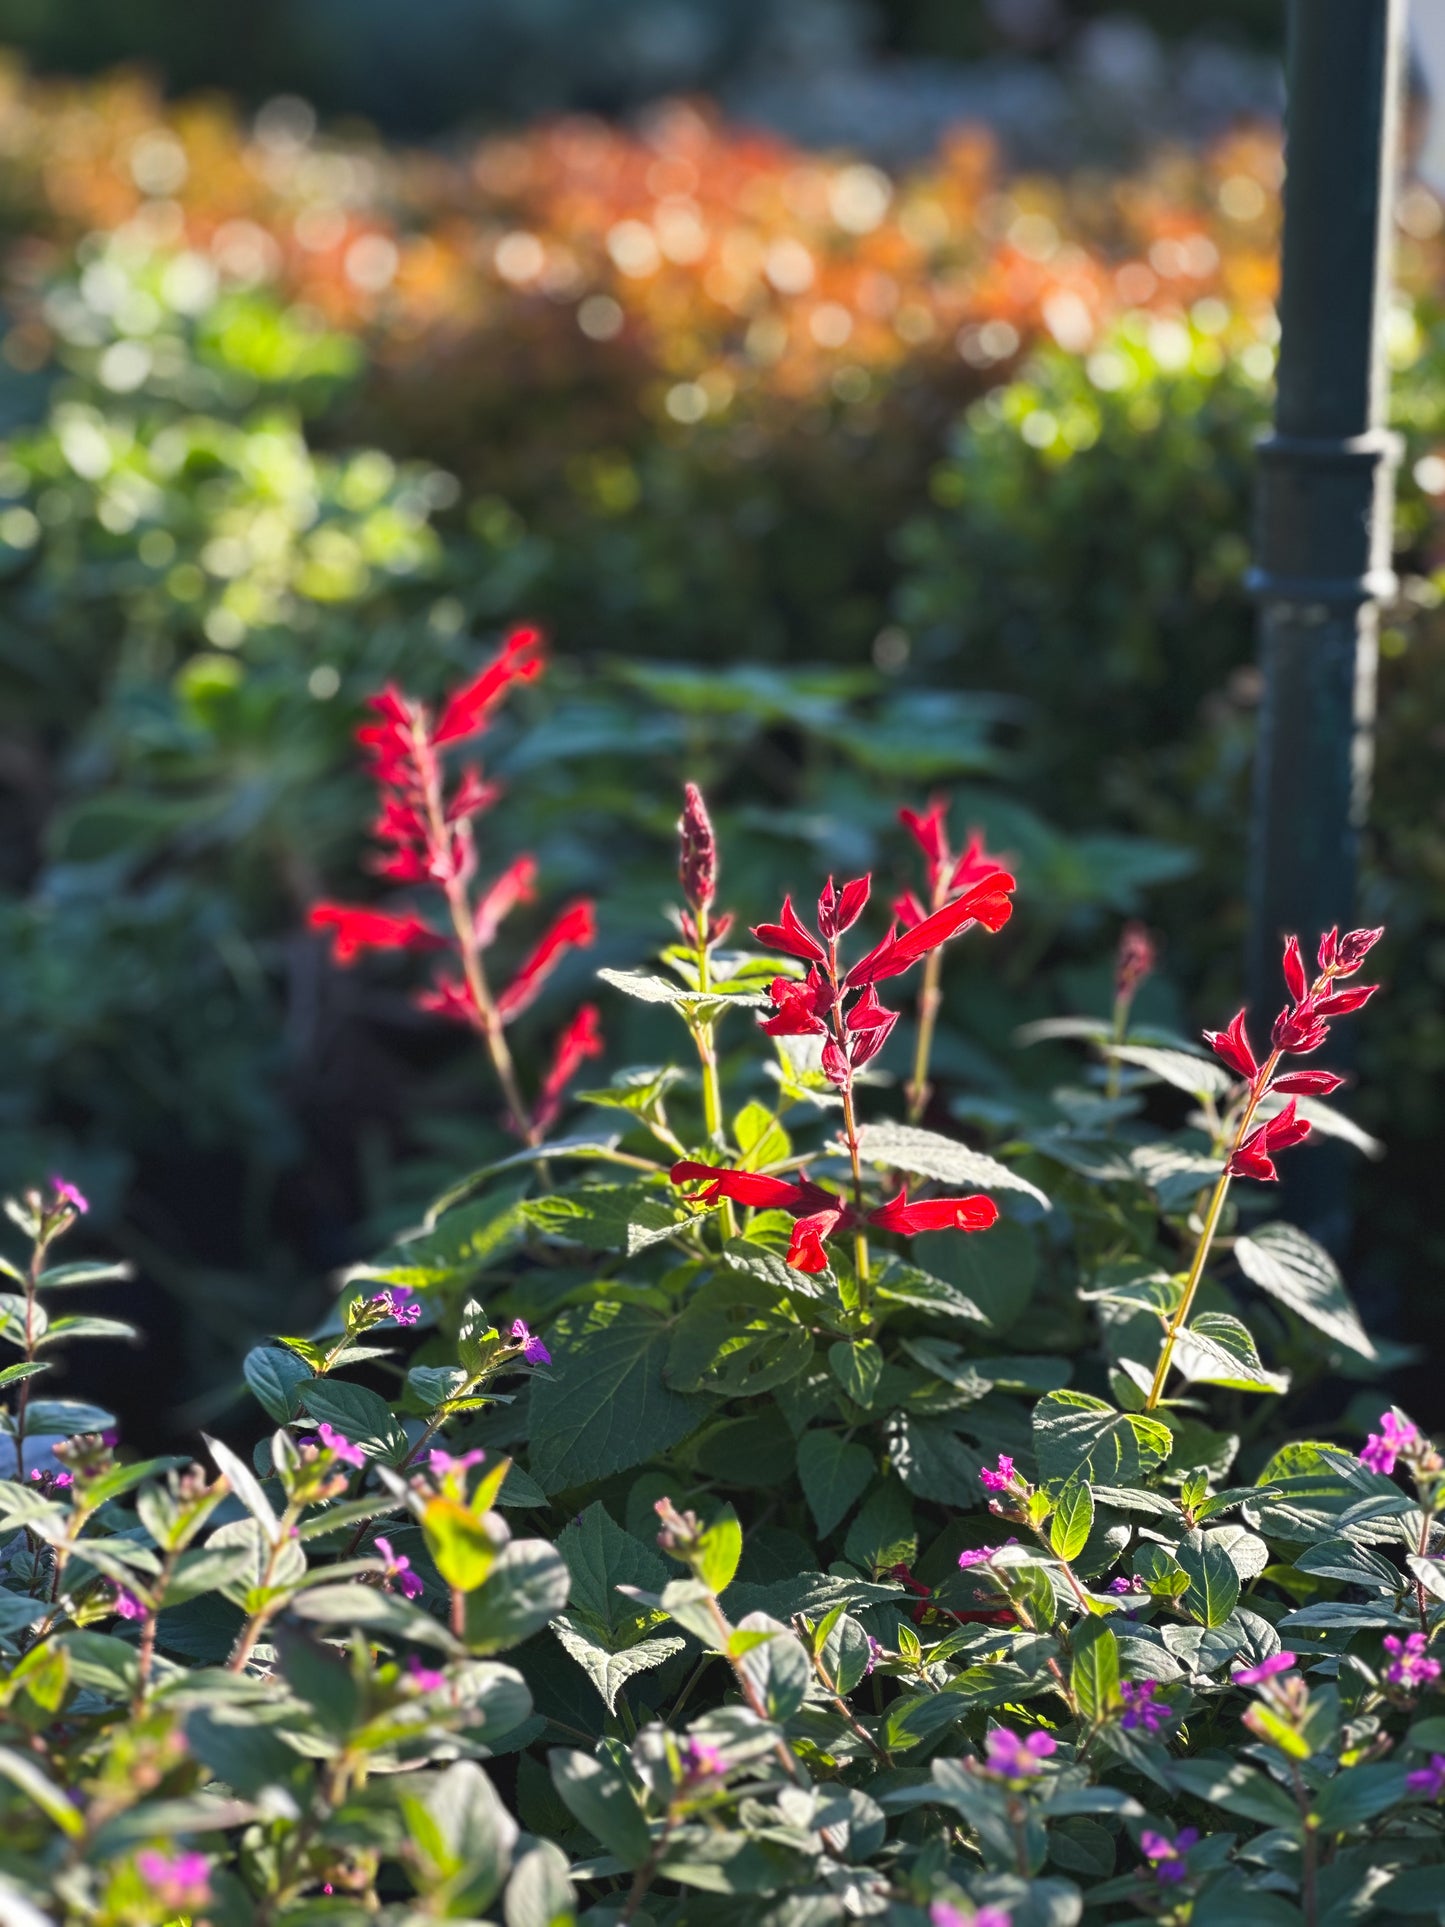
[1312,983,1378,1018]
[1282,935,1308,1005]
[899,802,948,868]
[668,1162,809,1211]
[474,856,539,948]
[531,1004,605,1137]
[431,628,545,748]
[495,899,596,1023]
[786,1209,844,1273]
[1204,1009,1258,1081]
[868,1191,999,1234]
[1270,1069,1344,1096]
[848,871,1015,983]
[893,890,928,931]
[308,903,445,965]
[752,895,825,963]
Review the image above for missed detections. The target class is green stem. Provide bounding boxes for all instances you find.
[691,910,736,1240]
[905,949,943,1125]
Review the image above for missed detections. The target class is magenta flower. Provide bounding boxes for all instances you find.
[1233,1651,1297,1687]
[111,1588,147,1622]
[373,1535,424,1601]
[50,1176,89,1215]
[1109,1575,1145,1594]
[428,1446,485,1480]
[1119,1679,1170,1735]
[1384,1632,1441,1691]
[862,1635,885,1677]
[958,1546,996,1569]
[1140,1827,1198,1886]
[929,1909,1011,1927]
[680,1735,726,1779]
[317,1423,366,1468]
[405,1655,447,1693]
[29,1468,73,1491]
[510,1318,551,1365]
[1360,1411,1420,1477]
[372,1288,422,1327]
[134,1851,210,1909]
[982,1726,1056,1778]
[1407,1754,1445,1800]
[978,1454,1016,1494]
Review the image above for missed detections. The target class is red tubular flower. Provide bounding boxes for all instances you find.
[899,803,949,883]
[1282,934,1308,1005]
[1228,1100,1313,1182]
[1313,983,1379,1018]
[892,889,929,931]
[845,983,900,1067]
[669,1161,844,1217]
[1320,925,1384,974]
[415,976,475,1024]
[431,626,544,747]
[531,1004,605,1138]
[846,870,1016,986]
[1271,1068,1345,1096]
[446,767,501,825]
[495,900,596,1023]
[308,904,446,965]
[787,1208,847,1273]
[1204,1008,1258,1082]
[753,896,826,963]
[1271,1000,1330,1054]
[867,1191,1000,1234]
[817,875,870,940]
[474,855,539,947]
[760,969,831,1037]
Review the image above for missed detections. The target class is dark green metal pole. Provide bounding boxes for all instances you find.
[1246,0,1405,1248]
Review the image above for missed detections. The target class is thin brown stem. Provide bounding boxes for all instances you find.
[14,1228,52,1483]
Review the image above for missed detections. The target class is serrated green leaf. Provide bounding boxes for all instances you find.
[1033,1391,1171,1491]
[242,1347,312,1425]
[796,1430,873,1537]
[1174,1312,1288,1394]
[856,1120,1051,1208]
[529,1303,707,1494]
[1234,1222,1376,1358]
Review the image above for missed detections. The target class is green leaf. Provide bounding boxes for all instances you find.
[526,1183,702,1257]
[547,1748,650,1869]
[556,1503,668,1637]
[1234,1221,1376,1358]
[36,1315,136,1347]
[855,1121,1051,1208]
[1071,1620,1120,1723]
[402,1760,517,1913]
[22,1398,114,1438]
[242,1347,312,1424]
[299,1380,409,1464]
[1104,1043,1233,1097]
[796,1430,874,1537]
[733,1100,789,1167]
[203,1434,280,1544]
[828,1339,883,1408]
[597,967,768,1012]
[1033,1391,1172,1491]
[694,1506,742,1595]
[0,1745,85,1837]
[843,1479,916,1573]
[870,1259,987,1323]
[289,1584,461,1653]
[551,1618,684,1714]
[734,1612,811,1720]
[666,1274,813,1397]
[0,1362,48,1389]
[1049,1479,1094,1561]
[504,1840,576,1927]
[353,1186,529,1291]
[1176,1531,1242,1628]
[35,1260,134,1291]
[465,1539,571,1654]
[529,1303,707,1494]
[889,1414,982,1507]
[908,1219,1039,1331]
[1174,1312,1289,1394]
[1167,1754,1300,1828]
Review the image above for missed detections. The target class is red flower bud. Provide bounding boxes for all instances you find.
[1115,922,1156,1000]
[1271,1000,1330,1054]
[753,896,826,963]
[1204,1008,1258,1082]
[817,874,871,940]
[1281,934,1308,1006]
[678,783,717,913]
[1270,1069,1344,1096]
[1312,983,1378,1018]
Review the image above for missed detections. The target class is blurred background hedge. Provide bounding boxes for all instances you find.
[1,6,1444,1444]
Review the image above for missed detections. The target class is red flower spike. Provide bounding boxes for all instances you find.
[678,783,717,913]
[532,1005,604,1138]
[787,1208,846,1273]
[1227,1129,1278,1182]
[308,904,446,965]
[899,802,949,880]
[1203,1009,1258,1081]
[431,627,544,748]
[760,969,831,1037]
[1271,1068,1345,1096]
[495,900,596,1023]
[846,870,1016,985]
[867,1191,1000,1234]
[1281,934,1308,1006]
[1312,983,1378,1018]
[817,874,870,941]
[1115,922,1156,1000]
[752,896,826,963]
[474,855,539,947]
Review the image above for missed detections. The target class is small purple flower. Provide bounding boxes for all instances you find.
[317,1423,366,1468]
[1140,1827,1197,1886]
[50,1176,89,1215]
[372,1288,422,1327]
[1384,1632,1442,1691]
[680,1735,726,1779]
[978,1454,1016,1494]
[1407,1753,1445,1800]
[1233,1651,1297,1687]
[930,1905,1011,1927]
[134,1850,210,1909]
[958,1546,996,1569]
[1119,1679,1170,1735]
[1360,1410,1420,1477]
[29,1468,73,1492]
[862,1635,885,1677]
[982,1726,1056,1778]
[510,1318,551,1365]
[373,1535,424,1601]
[111,1588,147,1622]
[405,1655,447,1693]
[929,1907,967,1927]
[1109,1574,1146,1594]
[428,1446,485,1481]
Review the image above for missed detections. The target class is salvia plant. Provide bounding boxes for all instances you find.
[0,639,1440,1924]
